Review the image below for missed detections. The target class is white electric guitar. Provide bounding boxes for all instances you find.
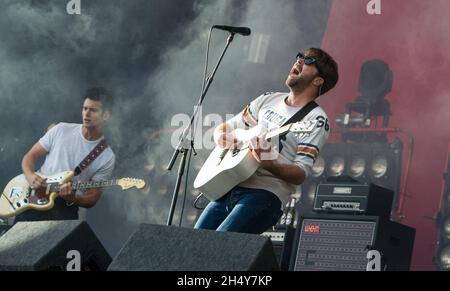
[0,171,145,218]
[193,120,317,201]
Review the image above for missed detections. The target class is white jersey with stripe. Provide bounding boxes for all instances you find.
[226,92,330,205]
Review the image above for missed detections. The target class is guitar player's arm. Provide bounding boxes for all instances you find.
[250,112,330,186]
[61,156,115,208]
[22,142,48,189]
[261,161,306,185]
[20,142,97,207]
[62,187,102,208]
[249,139,306,185]
[214,122,306,185]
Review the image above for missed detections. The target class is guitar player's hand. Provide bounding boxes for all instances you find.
[59,182,77,204]
[26,173,46,190]
[216,132,237,149]
[249,137,275,170]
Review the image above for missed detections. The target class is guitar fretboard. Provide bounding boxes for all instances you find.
[48,180,118,192]
[264,124,291,140]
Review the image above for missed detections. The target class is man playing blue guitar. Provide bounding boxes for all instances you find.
[194,48,339,234]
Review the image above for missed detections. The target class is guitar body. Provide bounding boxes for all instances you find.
[194,126,266,201]
[0,171,74,218]
[193,121,317,201]
[194,145,259,201]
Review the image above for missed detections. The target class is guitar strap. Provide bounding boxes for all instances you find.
[74,139,109,176]
[283,100,318,126]
[279,100,318,137]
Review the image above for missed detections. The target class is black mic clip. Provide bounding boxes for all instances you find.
[212,25,251,36]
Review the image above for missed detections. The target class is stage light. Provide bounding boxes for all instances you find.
[142,185,151,195]
[438,245,450,270]
[184,207,200,224]
[186,213,198,223]
[191,188,201,197]
[442,216,450,238]
[349,156,366,178]
[158,163,168,173]
[312,156,325,178]
[158,183,169,195]
[340,59,393,129]
[144,158,156,172]
[193,158,205,171]
[434,145,450,270]
[305,183,317,203]
[300,140,403,217]
[328,156,345,176]
[370,156,388,178]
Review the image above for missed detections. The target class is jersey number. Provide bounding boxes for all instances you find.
[316,116,329,131]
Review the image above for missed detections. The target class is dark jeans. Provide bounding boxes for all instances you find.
[14,197,79,223]
[194,187,283,234]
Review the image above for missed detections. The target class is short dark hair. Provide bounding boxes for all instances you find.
[84,87,113,111]
[305,48,339,97]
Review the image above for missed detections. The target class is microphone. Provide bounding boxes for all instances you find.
[212,25,251,36]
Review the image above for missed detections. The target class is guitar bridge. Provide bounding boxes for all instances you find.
[9,187,22,199]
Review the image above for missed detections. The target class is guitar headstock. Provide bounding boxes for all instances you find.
[290,120,317,133]
[117,178,146,190]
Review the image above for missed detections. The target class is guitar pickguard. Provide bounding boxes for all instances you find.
[8,187,22,199]
[0,172,70,218]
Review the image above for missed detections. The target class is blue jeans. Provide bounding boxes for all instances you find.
[194,187,283,234]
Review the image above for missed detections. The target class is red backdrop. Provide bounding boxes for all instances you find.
[319,0,450,270]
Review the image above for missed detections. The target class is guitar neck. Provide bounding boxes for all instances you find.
[264,124,291,140]
[49,180,118,192]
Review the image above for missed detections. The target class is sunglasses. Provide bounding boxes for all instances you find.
[296,52,323,77]
[296,52,316,65]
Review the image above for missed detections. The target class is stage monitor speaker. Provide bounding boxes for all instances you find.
[261,226,295,271]
[108,224,279,271]
[290,213,415,271]
[0,220,111,271]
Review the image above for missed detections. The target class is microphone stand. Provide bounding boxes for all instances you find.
[166,33,236,226]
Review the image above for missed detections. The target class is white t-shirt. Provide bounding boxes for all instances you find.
[226,92,330,205]
[38,122,115,195]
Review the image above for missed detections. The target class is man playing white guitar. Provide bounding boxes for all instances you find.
[14,87,116,222]
[194,48,339,234]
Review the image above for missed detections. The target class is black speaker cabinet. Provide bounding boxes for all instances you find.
[261,226,295,271]
[0,220,111,271]
[108,224,279,271]
[290,213,415,271]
